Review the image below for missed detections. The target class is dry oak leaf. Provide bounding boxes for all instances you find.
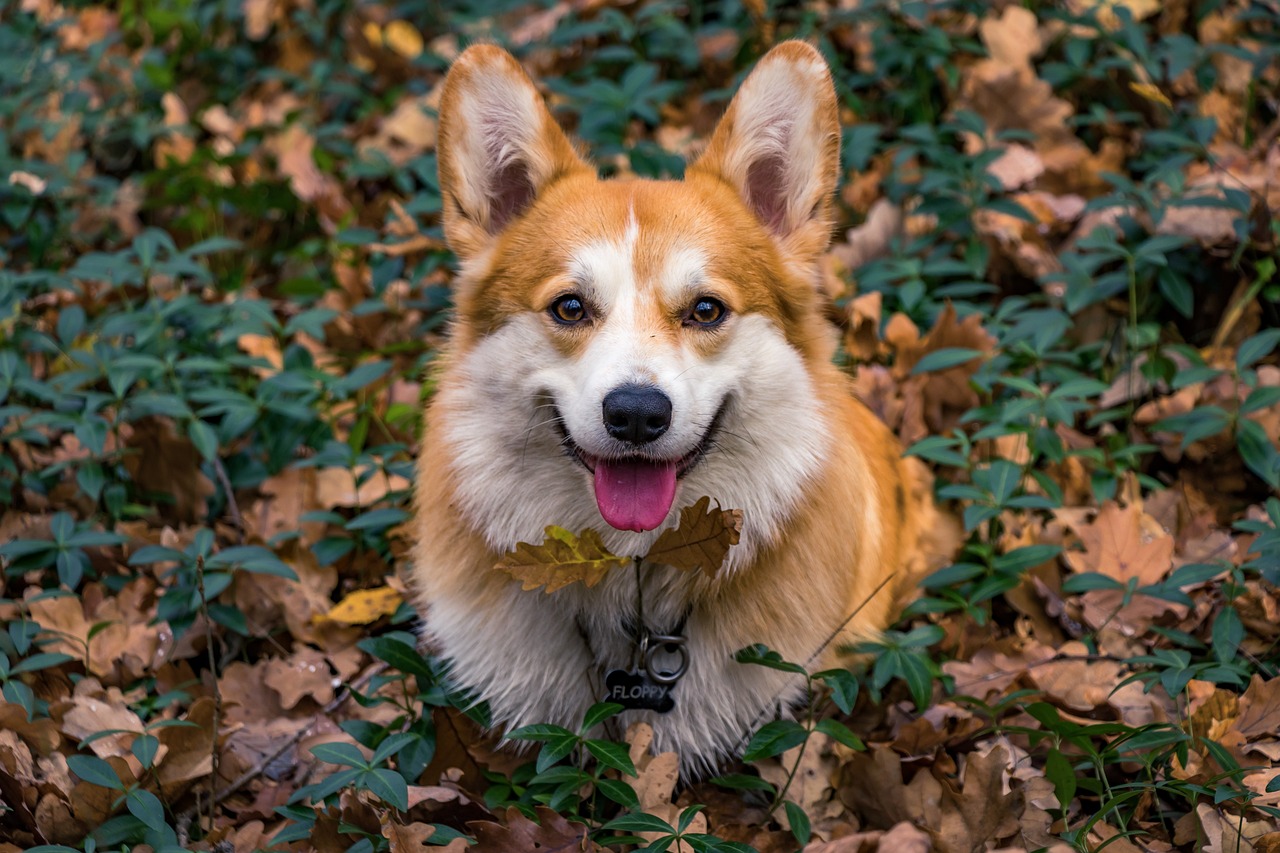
[317,585,404,625]
[468,805,598,853]
[1234,675,1280,740]
[496,526,630,593]
[626,722,708,848]
[381,815,435,853]
[1028,640,1125,712]
[1060,501,1179,633]
[263,646,335,709]
[644,496,743,578]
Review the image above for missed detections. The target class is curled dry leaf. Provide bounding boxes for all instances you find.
[495,526,630,593]
[643,495,744,578]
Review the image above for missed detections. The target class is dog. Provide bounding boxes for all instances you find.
[412,40,940,772]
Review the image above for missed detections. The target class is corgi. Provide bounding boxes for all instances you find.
[412,41,938,772]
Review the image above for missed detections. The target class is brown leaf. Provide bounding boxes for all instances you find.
[495,526,629,593]
[626,722,707,846]
[1060,501,1180,634]
[381,816,435,853]
[468,805,598,852]
[1234,675,1280,740]
[643,496,743,578]
[1061,502,1172,582]
[156,696,215,798]
[1028,640,1125,711]
[263,646,335,710]
[121,418,215,523]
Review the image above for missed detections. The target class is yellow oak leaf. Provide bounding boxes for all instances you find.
[643,496,743,578]
[495,526,629,593]
[316,586,403,625]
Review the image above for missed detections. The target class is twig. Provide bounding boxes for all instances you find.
[174,661,386,825]
[195,554,221,837]
[210,455,245,543]
[731,572,897,755]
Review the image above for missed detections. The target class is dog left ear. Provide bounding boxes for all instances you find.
[689,41,840,258]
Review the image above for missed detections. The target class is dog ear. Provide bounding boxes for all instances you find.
[437,45,590,261]
[689,41,840,258]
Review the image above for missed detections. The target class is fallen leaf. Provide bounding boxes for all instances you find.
[1234,675,1280,740]
[263,646,335,710]
[643,496,743,578]
[626,722,707,848]
[495,526,630,593]
[468,806,598,852]
[317,586,403,625]
[381,816,435,852]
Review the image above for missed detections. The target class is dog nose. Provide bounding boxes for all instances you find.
[602,385,672,445]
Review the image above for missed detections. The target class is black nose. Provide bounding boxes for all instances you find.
[602,385,672,445]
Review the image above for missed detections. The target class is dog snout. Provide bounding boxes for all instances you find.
[602,384,672,445]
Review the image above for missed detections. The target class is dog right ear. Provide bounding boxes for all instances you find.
[437,45,590,262]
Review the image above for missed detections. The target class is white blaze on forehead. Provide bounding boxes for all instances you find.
[567,209,640,312]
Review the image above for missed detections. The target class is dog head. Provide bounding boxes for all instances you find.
[433,42,841,560]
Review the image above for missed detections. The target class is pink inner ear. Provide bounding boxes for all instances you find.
[488,157,535,232]
[746,153,788,234]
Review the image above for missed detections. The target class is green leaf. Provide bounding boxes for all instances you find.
[1241,386,1280,415]
[357,635,435,678]
[993,545,1061,574]
[131,734,159,769]
[127,545,187,565]
[507,723,576,742]
[580,701,624,733]
[585,738,637,776]
[535,733,579,773]
[363,767,409,811]
[1044,749,1077,810]
[1062,572,1125,593]
[784,801,811,846]
[602,812,677,834]
[742,720,808,762]
[126,789,167,831]
[1238,419,1280,487]
[596,778,640,809]
[10,652,75,674]
[309,741,369,769]
[1211,606,1243,663]
[813,668,859,714]
[67,754,125,790]
[734,644,807,674]
[911,347,983,375]
[1237,328,1280,371]
[814,718,865,751]
[676,804,705,833]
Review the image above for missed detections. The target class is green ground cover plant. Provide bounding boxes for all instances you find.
[1,1,1279,851]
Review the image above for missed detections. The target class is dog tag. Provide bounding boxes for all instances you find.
[603,668,676,713]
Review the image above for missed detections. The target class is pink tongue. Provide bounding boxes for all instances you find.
[593,459,678,532]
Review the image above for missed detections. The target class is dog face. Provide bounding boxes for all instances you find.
[432,42,842,560]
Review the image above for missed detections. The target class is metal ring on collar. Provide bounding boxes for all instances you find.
[644,633,688,685]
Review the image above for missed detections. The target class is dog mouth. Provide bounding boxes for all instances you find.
[553,402,726,533]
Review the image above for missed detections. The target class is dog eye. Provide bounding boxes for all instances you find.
[687,297,727,327]
[550,294,588,325]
